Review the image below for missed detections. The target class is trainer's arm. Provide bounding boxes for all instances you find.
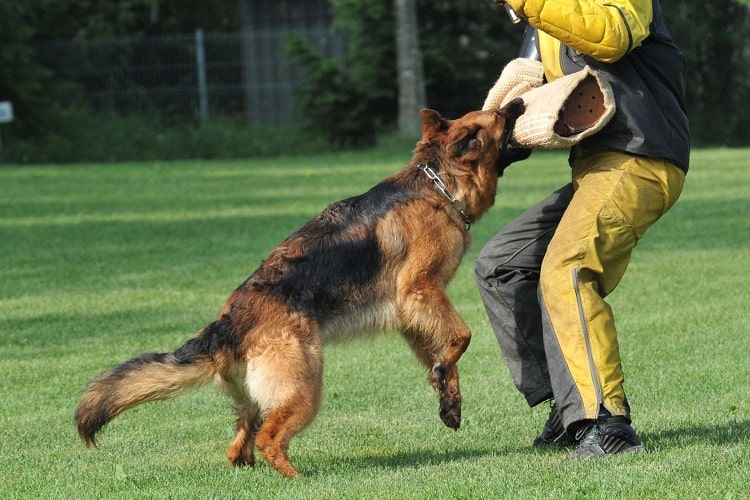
[504,0,653,62]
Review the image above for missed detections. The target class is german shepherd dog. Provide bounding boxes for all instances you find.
[75,99,525,478]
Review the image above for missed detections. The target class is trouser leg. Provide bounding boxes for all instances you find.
[539,152,685,430]
[475,184,574,406]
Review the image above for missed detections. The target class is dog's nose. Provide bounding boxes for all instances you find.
[502,98,526,120]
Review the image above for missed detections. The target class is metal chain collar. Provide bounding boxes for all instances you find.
[417,163,472,230]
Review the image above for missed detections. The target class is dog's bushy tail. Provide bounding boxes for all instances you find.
[75,317,236,446]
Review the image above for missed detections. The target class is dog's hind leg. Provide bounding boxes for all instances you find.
[226,406,260,467]
[218,366,261,467]
[246,335,323,478]
[254,394,319,478]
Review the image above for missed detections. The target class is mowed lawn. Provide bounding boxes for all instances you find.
[1,147,748,498]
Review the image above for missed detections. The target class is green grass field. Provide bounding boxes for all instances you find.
[1,147,748,498]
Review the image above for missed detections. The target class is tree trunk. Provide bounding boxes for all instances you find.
[393,0,426,138]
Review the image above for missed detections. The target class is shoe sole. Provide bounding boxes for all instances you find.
[569,444,646,460]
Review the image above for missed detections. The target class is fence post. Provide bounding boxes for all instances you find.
[0,101,13,162]
[195,29,208,120]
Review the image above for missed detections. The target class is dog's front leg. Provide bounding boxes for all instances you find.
[430,361,464,430]
[430,326,470,430]
[398,286,471,430]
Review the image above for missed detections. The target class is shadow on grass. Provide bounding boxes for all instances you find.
[302,419,750,476]
[303,443,541,477]
[641,419,750,449]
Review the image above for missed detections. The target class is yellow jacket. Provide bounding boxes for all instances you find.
[506,0,653,80]
[504,0,690,171]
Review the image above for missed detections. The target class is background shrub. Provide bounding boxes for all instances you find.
[3,107,329,163]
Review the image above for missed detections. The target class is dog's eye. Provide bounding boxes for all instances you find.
[452,130,482,156]
[464,135,485,154]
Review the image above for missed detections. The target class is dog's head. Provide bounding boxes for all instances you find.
[414,99,526,225]
[418,98,526,176]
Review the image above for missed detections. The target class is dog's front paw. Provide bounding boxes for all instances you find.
[439,398,461,430]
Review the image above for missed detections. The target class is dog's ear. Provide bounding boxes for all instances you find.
[420,108,447,137]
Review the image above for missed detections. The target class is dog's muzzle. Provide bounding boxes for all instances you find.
[496,98,529,174]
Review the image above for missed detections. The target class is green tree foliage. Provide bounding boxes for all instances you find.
[417,0,521,117]
[31,0,238,40]
[664,1,750,146]
[286,0,398,146]
[3,0,749,157]
[292,0,750,147]
[0,2,59,136]
[1,0,238,139]
[289,0,521,145]
[287,35,376,147]
[331,0,400,131]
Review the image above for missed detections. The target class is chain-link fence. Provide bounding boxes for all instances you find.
[37,28,346,125]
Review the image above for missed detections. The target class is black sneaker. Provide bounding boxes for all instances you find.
[569,416,645,459]
[533,402,576,448]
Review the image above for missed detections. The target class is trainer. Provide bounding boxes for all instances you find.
[475,0,689,458]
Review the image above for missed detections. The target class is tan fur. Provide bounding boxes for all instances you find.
[74,100,525,478]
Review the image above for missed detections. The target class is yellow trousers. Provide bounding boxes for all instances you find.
[475,150,684,430]
[540,151,684,427]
